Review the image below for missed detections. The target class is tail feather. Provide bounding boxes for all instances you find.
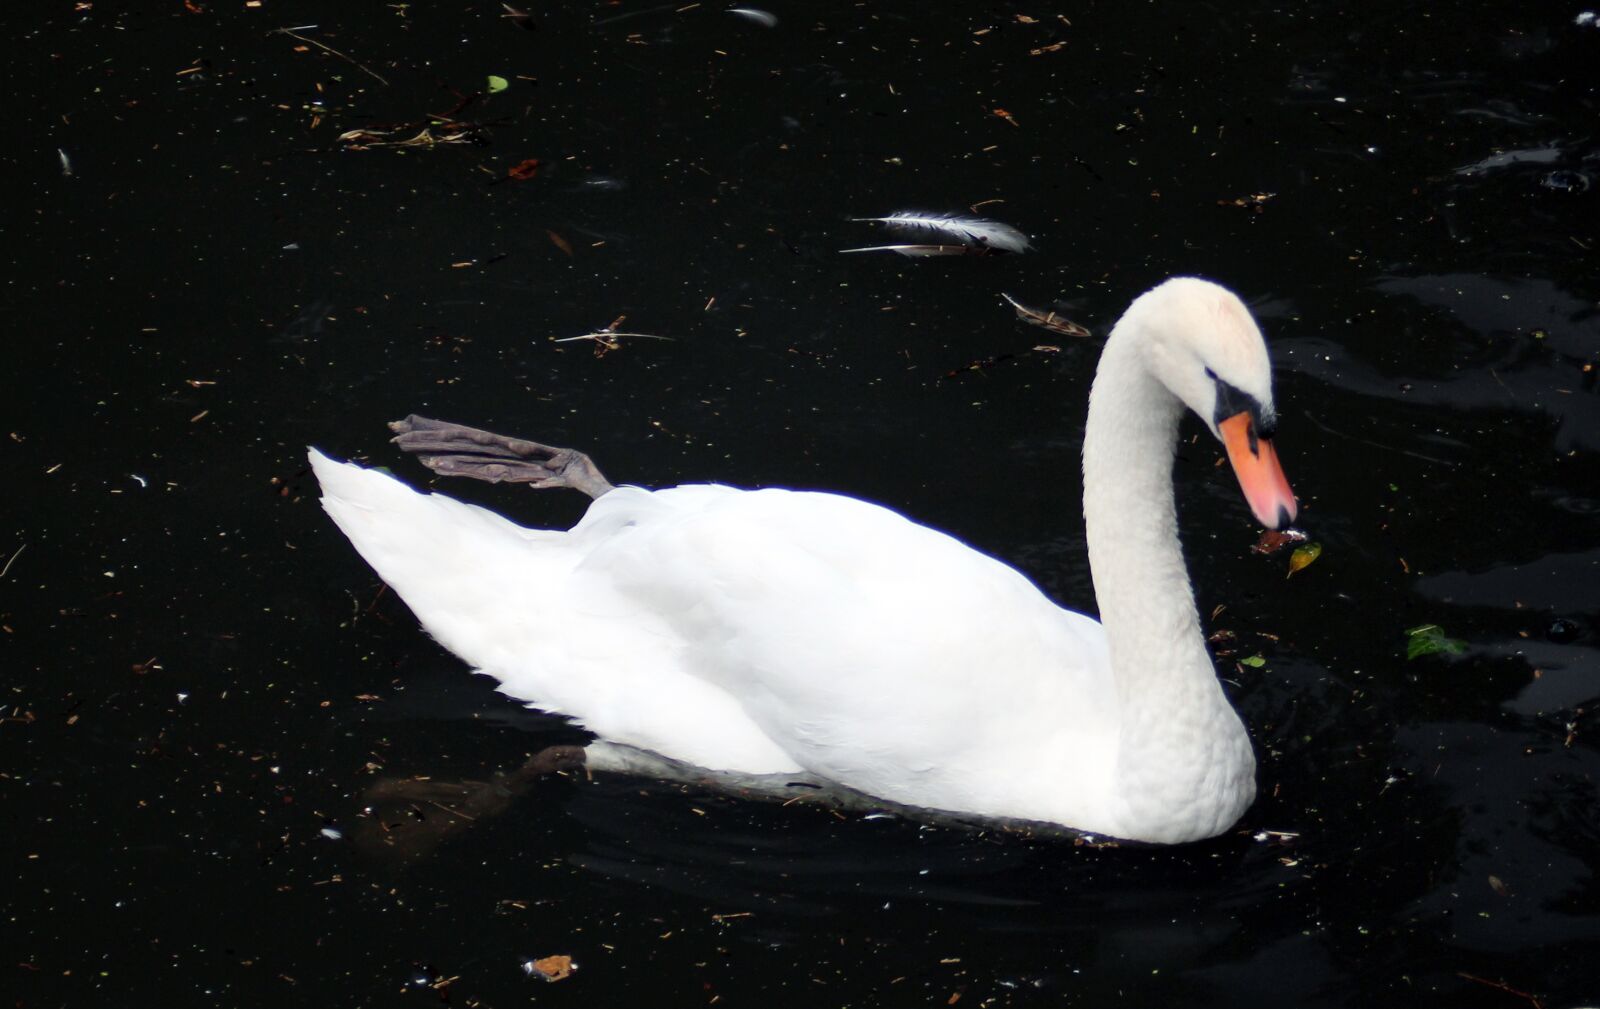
[309,448,568,673]
[308,448,805,774]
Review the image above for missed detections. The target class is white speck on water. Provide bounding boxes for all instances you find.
[1576,10,1597,26]
[320,827,342,840]
[176,693,188,703]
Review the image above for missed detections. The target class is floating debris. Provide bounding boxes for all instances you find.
[1286,541,1323,577]
[506,157,542,180]
[851,212,1031,254]
[728,7,778,27]
[545,229,573,256]
[840,243,990,257]
[1217,192,1276,213]
[0,543,25,580]
[1405,623,1467,660]
[502,2,537,30]
[999,293,1091,338]
[1252,528,1307,555]
[524,955,575,981]
[272,26,389,87]
[337,125,485,149]
[554,314,673,357]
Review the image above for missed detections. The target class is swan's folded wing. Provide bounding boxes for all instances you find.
[572,486,1117,817]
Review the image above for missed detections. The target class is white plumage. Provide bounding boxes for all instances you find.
[312,277,1298,844]
[850,212,1033,253]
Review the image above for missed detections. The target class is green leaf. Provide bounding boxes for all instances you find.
[1405,624,1468,660]
[486,74,510,94]
[1239,654,1267,668]
[1287,541,1322,578]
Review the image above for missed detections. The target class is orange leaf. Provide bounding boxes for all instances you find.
[507,157,542,180]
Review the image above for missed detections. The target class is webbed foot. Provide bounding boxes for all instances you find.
[389,415,615,499]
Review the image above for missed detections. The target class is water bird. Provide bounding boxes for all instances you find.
[311,277,1297,844]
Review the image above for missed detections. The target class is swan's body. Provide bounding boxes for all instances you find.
[312,278,1297,844]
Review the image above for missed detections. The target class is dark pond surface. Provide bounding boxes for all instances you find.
[6,1,1599,1005]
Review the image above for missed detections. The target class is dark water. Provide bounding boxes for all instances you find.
[7,1,1599,1005]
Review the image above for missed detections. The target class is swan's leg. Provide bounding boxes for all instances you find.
[388,415,615,499]
[351,744,589,864]
[511,744,588,781]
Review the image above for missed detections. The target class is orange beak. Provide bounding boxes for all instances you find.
[1220,411,1297,529]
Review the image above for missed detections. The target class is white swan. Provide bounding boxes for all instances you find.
[310,277,1297,844]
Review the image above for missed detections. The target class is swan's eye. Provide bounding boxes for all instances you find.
[1210,375,1259,426]
[1209,373,1280,444]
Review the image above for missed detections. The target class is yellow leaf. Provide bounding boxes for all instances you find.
[1287,542,1322,577]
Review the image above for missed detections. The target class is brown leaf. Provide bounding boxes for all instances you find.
[1251,528,1307,555]
[529,955,574,981]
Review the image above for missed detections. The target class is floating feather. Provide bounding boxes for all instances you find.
[501,3,537,30]
[1000,293,1092,337]
[728,7,779,27]
[839,244,988,257]
[853,212,1032,254]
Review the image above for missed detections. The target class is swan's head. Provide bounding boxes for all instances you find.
[1131,277,1298,530]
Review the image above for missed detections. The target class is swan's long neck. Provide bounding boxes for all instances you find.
[1081,315,1255,843]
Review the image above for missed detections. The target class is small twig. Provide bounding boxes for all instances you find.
[0,543,24,581]
[421,799,477,822]
[361,583,389,617]
[274,27,389,87]
[1457,973,1543,1009]
[553,331,674,343]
